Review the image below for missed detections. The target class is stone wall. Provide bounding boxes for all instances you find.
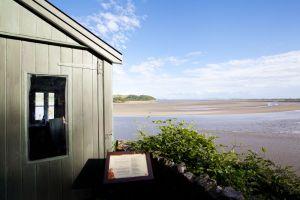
[153,155,244,200]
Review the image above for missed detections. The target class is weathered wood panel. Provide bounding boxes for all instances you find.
[51,27,67,42]
[82,51,93,69]
[6,39,22,200]
[20,0,121,63]
[22,165,36,200]
[0,1,116,199]
[83,51,94,161]
[60,47,74,200]
[35,42,51,200]
[35,43,48,74]
[103,60,113,155]
[22,41,36,73]
[20,6,37,36]
[0,38,106,200]
[66,36,80,45]
[96,58,105,158]
[49,161,62,200]
[28,0,122,62]
[37,162,50,200]
[49,45,61,74]
[0,0,81,47]
[21,41,36,200]
[0,38,6,200]
[72,49,84,179]
[48,44,63,200]
[92,55,97,71]
[92,56,99,158]
[36,18,52,40]
[0,0,20,34]
[82,68,93,161]
[73,49,83,67]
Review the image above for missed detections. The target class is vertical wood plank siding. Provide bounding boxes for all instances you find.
[49,46,61,75]
[0,0,80,46]
[35,40,51,200]
[0,40,107,199]
[49,161,62,200]
[103,61,113,154]
[97,58,105,158]
[35,43,49,74]
[93,56,101,158]
[60,47,74,200]
[0,38,7,200]
[6,39,22,200]
[82,52,94,161]
[0,1,115,199]
[72,49,84,181]
[0,0,20,34]
[36,163,50,200]
[20,6,37,36]
[21,41,36,200]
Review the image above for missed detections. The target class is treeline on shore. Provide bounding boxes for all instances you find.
[113,94,156,103]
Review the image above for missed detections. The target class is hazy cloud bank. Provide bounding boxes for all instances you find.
[113,51,300,99]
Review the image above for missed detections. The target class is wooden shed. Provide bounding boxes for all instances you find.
[0,0,122,199]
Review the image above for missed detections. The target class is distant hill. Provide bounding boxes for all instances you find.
[113,95,156,103]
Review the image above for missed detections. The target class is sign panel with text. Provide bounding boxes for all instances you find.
[104,152,154,184]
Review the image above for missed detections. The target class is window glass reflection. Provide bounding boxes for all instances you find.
[48,92,55,119]
[35,92,44,120]
[28,75,67,161]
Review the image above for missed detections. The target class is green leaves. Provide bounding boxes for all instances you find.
[261,146,267,153]
[127,119,300,199]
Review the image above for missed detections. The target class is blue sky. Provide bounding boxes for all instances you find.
[50,0,300,99]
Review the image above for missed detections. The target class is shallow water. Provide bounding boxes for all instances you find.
[114,110,300,173]
[114,110,300,140]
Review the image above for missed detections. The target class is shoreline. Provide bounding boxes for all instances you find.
[114,100,300,116]
[114,109,300,117]
[113,100,300,175]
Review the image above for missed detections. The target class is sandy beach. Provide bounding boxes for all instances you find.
[113,100,300,174]
[114,100,300,116]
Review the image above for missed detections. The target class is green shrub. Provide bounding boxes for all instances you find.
[113,96,126,103]
[127,119,300,199]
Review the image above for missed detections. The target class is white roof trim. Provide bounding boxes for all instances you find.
[16,0,122,64]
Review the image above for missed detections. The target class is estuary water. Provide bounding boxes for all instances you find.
[114,110,300,140]
[114,110,300,173]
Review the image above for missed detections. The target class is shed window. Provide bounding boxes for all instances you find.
[28,75,68,161]
[48,92,55,119]
[35,92,44,120]
[34,92,55,121]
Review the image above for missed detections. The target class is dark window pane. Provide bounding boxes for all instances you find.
[28,75,67,161]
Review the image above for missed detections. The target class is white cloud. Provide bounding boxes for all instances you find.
[186,51,203,57]
[128,53,198,76]
[167,56,189,66]
[113,51,300,99]
[129,57,164,76]
[77,0,144,50]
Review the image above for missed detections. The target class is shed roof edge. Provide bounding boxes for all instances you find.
[16,0,123,64]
